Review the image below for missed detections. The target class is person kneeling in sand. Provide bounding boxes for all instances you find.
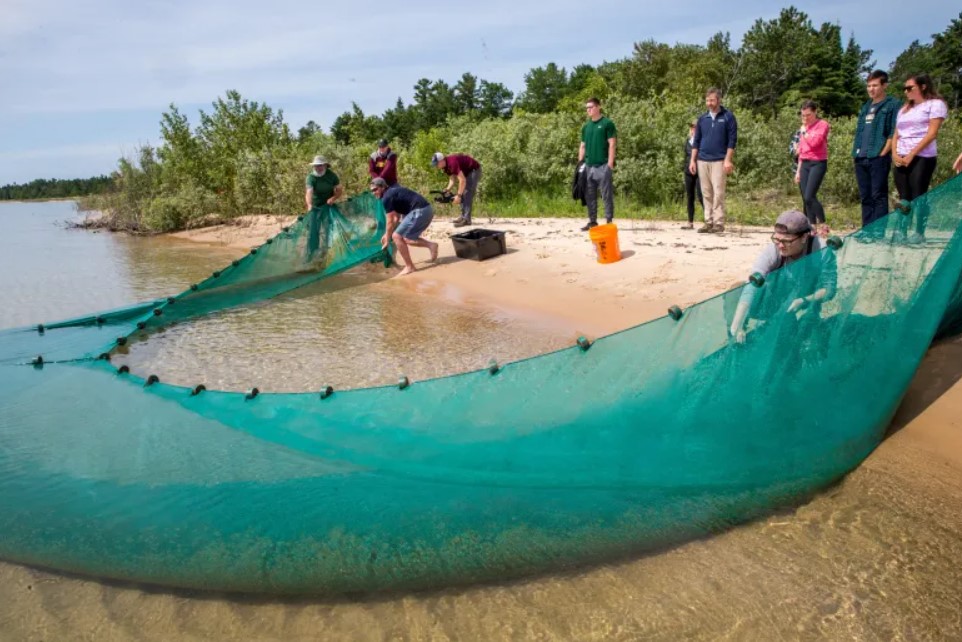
[371,178,439,276]
[729,209,837,343]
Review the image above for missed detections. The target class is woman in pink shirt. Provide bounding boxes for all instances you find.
[893,73,948,242]
[794,100,830,235]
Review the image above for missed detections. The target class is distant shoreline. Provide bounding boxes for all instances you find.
[0,197,79,203]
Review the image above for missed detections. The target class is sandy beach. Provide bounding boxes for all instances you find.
[2,212,960,640]
[171,214,778,336]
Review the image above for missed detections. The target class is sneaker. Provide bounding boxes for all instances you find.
[891,230,908,244]
[681,223,694,230]
[697,224,713,233]
[907,232,926,245]
[580,221,598,232]
[712,224,725,234]
[452,217,469,228]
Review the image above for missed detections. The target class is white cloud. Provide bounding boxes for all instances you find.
[1,0,630,116]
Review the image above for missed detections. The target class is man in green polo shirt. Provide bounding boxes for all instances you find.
[304,155,343,210]
[578,97,617,231]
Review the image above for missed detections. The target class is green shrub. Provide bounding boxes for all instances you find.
[94,91,962,232]
[143,183,218,232]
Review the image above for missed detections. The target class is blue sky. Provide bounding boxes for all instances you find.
[1,0,958,185]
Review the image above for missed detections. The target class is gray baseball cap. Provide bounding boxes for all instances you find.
[774,209,811,234]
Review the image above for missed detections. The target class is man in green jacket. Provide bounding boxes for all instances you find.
[852,70,899,238]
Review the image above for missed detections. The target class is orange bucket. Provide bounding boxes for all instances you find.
[588,223,621,264]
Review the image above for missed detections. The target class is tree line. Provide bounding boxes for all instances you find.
[79,7,961,232]
[0,175,112,201]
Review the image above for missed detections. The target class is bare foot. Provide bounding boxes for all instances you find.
[429,241,439,262]
[397,266,416,277]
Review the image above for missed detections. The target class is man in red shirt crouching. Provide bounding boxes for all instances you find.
[432,151,482,227]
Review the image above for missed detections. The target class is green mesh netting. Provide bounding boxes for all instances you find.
[2,179,962,595]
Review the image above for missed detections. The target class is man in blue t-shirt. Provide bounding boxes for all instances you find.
[370,178,439,276]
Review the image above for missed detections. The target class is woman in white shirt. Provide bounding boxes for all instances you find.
[892,73,948,242]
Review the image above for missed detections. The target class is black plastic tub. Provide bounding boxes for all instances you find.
[450,229,507,261]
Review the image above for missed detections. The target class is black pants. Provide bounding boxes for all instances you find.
[684,172,703,223]
[799,160,827,225]
[894,156,937,235]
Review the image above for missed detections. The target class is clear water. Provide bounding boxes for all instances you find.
[1,200,960,640]
[115,272,573,392]
[0,201,574,390]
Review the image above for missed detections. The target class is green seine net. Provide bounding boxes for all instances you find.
[1,180,962,595]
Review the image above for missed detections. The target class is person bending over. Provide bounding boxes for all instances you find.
[370,178,439,276]
[729,210,837,343]
[431,152,482,228]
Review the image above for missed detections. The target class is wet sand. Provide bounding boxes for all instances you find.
[2,215,960,640]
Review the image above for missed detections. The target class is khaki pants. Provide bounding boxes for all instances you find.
[697,160,727,226]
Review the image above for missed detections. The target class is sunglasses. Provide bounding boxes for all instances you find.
[771,234,802,246]
[903,85,917,92]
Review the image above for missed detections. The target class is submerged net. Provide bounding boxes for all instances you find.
[2,178,962,595]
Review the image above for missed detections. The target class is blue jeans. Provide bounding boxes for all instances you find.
[395,205,434,240]
[460,168,481,221]
[854,155,891,235]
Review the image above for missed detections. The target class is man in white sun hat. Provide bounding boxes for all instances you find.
[304,155,343,210]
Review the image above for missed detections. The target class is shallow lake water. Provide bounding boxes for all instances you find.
[0,201,960,640]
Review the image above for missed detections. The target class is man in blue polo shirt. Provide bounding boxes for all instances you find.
[371,178,439,276]
[689,88,737,234]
